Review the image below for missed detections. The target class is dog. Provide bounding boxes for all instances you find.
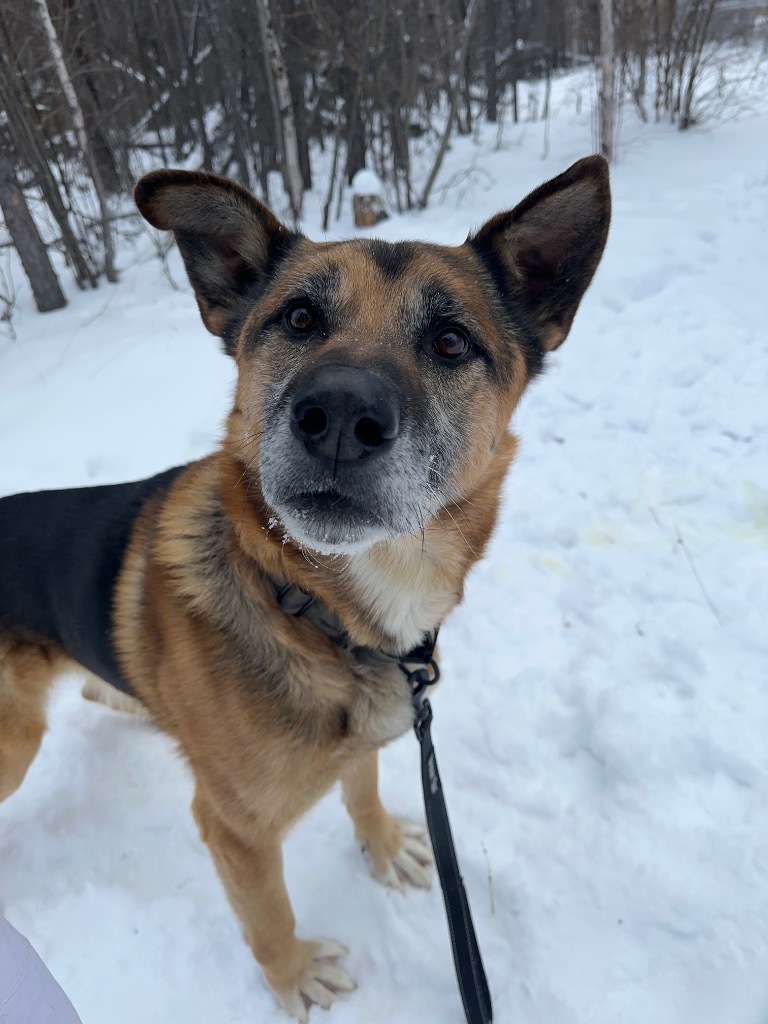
[0,158,610,1020]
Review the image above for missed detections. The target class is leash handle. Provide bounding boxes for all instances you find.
[413,691,493,1024]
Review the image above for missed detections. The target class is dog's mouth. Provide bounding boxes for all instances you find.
[271,488,391,553]
[257,403,443,553]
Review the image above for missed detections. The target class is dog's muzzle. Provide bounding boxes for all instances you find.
[290,365,400,466]
[260,363,427,552]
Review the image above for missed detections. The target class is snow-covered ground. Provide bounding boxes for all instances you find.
[2,78,768,1024]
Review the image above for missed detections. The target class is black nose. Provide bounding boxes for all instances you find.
[290,365,400,464]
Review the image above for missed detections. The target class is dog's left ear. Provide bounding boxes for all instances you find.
[135,169,295,349]
[470,156,611,351]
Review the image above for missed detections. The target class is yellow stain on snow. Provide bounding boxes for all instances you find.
[586,528,617,546]
[740,483,768,543]
[537,556,568,575]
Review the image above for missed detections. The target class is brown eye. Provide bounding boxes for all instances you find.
[285,302,317,333]
[433,327,470,360]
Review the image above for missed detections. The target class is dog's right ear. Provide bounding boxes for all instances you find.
[135,170,296,348]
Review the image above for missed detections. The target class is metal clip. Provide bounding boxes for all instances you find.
[403,658,440,697]
[412,693,433,742]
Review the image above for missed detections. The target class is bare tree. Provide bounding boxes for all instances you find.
[0,0,758,302]
[33,0,117,281]
[0,139,66,313]
[418,0,481,209]
[600,0,616,160]
[0,12,97,289]
[254,0,304,223]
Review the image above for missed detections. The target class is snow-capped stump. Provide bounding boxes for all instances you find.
[351,168,388,228]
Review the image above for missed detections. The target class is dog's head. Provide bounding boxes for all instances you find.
[135,161,610,555]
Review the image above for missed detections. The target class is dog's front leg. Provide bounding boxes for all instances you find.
[192,790,354,1022]
[341,750,434,891]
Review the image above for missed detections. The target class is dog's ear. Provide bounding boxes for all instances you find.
[134,169,296,347]
[470,156,610,351]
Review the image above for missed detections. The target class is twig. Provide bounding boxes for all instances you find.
[648,506,665,530]
[674,523,724,627]
[481,841,495,915]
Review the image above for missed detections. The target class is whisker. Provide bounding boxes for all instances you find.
[424,484,478,557]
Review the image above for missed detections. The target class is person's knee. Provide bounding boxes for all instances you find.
[0,917,82,1024]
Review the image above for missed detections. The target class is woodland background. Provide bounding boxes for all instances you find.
[0,0,766,319]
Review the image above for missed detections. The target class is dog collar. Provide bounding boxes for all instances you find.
[269,575,440,685]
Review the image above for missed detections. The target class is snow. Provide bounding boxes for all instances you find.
[350,168,384,197]
[2,76,768,1024]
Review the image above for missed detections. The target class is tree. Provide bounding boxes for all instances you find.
[0,10,97,290]
[418,0,481,209]
[253,0,304,224]
[600,0,616,160]
[0,139,66,313]
[33,0,117,281]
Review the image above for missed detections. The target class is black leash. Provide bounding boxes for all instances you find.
[273,579,493,1024]
[400,635,493,1024]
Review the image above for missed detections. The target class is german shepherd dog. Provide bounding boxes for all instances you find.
[0,158,610,1019]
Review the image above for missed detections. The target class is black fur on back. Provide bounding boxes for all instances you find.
[0,466,186,693]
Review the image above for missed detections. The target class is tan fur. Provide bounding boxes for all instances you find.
[0,639,62,801]
[0,160,610,1021]
[81,674,149,718]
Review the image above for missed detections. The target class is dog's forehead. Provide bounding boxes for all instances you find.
[264,236,493,324]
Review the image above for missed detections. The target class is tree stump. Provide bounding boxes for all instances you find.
[351,169,388,228]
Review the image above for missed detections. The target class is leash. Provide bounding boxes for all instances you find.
[273,578,493,1024]
[399,634,493,1024]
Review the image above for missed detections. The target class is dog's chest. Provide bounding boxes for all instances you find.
[343,657,415,748]
[347,542,458,652]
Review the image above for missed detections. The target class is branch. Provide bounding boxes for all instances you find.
[417,0,480,210]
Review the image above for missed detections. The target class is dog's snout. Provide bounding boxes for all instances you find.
[290,366,399,464]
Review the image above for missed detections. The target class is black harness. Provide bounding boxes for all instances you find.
[273,578,493,1024]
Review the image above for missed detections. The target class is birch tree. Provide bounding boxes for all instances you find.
[0,141,66,313]
[600,0,616,160]
[253,0,304,224]
[33,0,117,282]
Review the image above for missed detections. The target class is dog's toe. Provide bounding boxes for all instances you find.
[311,938,350,963]
[362,817,434,891]
[394,835,434,888]
[277,988,309,1023]
[271,938,355,1022]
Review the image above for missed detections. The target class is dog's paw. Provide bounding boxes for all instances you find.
[268,939,355,1023]
[361,817,434,891]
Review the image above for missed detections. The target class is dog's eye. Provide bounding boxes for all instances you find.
[433,327,470,360]
[285,302,317,333]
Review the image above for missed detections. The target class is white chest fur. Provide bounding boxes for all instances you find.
[347,533,460,651]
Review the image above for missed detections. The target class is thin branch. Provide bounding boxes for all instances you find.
[674,523,724,627]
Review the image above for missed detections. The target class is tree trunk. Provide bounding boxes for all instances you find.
[169,0,215,169]
[286,45,312,189]
[599,0,615,160]
[343,72,366,186]
[0,20,96,289]
[0,142,66,313]
[418,0,480,209]
[484,0,498,122]
[322,102,343,231]
[253,0,303,224]
[60,0,122,193]
[33,0,117,282]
